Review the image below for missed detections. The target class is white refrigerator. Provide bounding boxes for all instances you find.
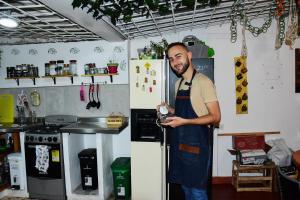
[129,59,167,200]
[129,58,215,200]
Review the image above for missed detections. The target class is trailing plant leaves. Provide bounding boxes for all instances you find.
[182,0,195,9]
[158,5,170,16]
[72,0,82,8]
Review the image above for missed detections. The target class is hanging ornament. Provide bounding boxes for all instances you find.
[285,0,298,49]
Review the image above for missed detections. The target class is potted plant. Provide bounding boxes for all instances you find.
[107,60,119,74]
[150,39,168,59]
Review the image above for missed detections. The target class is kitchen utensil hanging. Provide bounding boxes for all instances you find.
[96,83,101,109]
[86,84,92,109]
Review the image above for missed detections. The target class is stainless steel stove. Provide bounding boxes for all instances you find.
[24,115,77,200]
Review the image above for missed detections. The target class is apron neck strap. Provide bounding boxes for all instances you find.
[178,69,197,89]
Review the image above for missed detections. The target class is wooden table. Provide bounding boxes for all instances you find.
[232,160,276,192]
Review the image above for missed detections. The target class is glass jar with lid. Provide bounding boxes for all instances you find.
[57,60,64,75]
[45,63,50,76]
[30,89,41,106]
[69,60,77,75]
[49,61,57,76]
[63,64,70,75]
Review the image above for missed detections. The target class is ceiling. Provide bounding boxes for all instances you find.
[0,0,290,45]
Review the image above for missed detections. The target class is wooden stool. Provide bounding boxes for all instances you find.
[232,160,276,192]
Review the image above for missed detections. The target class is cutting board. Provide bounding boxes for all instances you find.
[0,94,14,124]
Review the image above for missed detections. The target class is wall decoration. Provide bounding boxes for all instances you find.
[29,48,38,55]
[113,46,124,53]
[295,48,300,92]
[94,46,104,53]
[48,48,57,55]
[235,56,248,114]
[70,47,80,54]
[11,48,20,55]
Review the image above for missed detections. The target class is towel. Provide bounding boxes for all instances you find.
[35,145,49,173]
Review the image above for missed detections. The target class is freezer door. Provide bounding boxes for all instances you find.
[131,141,163,200]
[130,59,164,109]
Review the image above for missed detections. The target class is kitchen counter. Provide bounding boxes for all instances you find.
[0,121,43,133]
[60,117,128,134]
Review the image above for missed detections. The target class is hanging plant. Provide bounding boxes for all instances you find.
[72,0,221,25]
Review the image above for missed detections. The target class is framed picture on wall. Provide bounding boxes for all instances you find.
[295,49,300,93]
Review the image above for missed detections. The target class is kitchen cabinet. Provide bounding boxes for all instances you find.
[62,133,114,200]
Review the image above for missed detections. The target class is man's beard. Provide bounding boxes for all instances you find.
[173,60,190,77]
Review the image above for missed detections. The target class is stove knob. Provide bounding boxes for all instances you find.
[53,137,58,142]
[38,136,43,142]
[30,136,34,141]
[48,137,52,142]
[25,136,29,141]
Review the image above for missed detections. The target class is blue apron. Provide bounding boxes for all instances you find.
[168,70,211,189]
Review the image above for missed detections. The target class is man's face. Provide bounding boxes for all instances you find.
[167,46,191,76]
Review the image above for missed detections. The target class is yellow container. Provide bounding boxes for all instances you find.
[0,94,14,124]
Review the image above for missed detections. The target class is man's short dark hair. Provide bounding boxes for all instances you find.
[165,42,189,58]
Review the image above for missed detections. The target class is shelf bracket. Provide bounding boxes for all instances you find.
[15,78,19,86]
[32,78,36,85]
[109,75,113,83]
[91,76,94,83]
[70,76,74,84]
[52,77,56,84]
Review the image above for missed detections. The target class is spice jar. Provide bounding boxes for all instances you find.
[69,60,77,75]
[49,61,57,76]
[45,63,50,76]
[63,64,70,75]
[57,60,64,75]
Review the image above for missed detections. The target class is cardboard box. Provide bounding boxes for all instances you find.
[233,135,265,150]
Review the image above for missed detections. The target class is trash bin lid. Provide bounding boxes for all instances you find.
[7,152,22,160]
[78,148,97,158]
[111,157,130,171]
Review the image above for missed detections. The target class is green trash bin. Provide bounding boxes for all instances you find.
[111,157,131,200]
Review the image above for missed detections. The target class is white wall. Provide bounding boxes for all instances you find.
[129,20,300,176]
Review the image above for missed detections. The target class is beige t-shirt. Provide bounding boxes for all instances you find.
[175,72,218,117]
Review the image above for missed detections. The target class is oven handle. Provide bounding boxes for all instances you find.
[26,144,54,149]
[28,176,62,180]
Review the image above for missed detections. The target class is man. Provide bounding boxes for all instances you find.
[158,42,221,200]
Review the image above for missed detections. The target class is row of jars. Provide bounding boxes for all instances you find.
[7,64,39,78]
[45,60,77,76]
[84,63,108,75]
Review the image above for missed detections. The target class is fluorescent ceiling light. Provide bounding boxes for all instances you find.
[0,17,19,28]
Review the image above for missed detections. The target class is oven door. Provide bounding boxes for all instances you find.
[25,143,62,179]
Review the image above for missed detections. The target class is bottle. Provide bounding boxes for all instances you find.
[57,60,64,75]
[30,89,41,106]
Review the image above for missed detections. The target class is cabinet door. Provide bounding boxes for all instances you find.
[131,141,162,200]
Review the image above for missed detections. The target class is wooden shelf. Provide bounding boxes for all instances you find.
[232,160,275,192]
[42,75,77,84]
[5,76,39,86]
[81,73,118,83]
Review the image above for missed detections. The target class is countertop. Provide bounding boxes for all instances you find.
[61,117,128,134]
[0,117,128,134]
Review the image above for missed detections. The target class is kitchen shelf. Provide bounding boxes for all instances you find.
[81,73,118,83]
[42,75,77,84]
[5,76,39,86]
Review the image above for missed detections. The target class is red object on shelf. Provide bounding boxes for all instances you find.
[233,135,265,150]
[107,65,118,73]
